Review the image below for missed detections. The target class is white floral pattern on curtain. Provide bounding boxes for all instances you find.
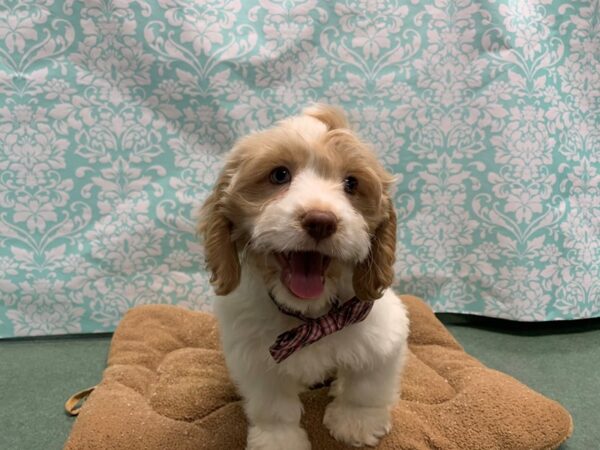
[0,0,598,336]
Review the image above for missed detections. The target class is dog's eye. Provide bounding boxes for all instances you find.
[343,176,358,194]
[269,166,292,185]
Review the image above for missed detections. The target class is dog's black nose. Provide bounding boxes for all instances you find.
[301,210,338,241]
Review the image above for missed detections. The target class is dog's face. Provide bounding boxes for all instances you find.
[199,105,396,313]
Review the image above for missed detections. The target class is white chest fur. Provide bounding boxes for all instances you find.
[215,277,408,387]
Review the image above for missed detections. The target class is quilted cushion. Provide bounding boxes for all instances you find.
[64,296,572,449]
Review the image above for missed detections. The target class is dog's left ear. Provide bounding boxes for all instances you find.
[352,195,397,301]
[198,164,241,296]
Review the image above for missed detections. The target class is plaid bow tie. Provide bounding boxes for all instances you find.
[269,295,374,363]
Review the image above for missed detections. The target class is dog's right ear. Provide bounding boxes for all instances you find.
[352,194,396,302]
[198,164,241,296]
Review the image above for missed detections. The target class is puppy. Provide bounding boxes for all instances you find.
[199,104,409,450]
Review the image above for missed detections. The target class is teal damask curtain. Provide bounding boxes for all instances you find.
[0,0,598,337]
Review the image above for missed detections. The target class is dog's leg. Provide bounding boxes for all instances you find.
[323,351,404,447]
[240,372,310,450]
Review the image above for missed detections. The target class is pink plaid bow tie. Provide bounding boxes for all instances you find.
[269,296,374,363]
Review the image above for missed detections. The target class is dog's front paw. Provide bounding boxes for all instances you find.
[323,400,391,447]
[247,424,311,450]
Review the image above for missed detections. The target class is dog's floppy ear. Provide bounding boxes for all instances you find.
[352,195,397,301]
[198,165,241,296]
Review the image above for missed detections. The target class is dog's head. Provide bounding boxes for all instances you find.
[199,104,396,313]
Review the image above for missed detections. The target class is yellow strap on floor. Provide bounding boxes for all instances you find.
[65,386,96,416]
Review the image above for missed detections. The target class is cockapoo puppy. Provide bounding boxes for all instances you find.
[199,104,409,450]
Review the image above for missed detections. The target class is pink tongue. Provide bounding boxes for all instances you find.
[284,252,325,300]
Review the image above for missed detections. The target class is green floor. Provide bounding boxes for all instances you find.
[1,316,598,450]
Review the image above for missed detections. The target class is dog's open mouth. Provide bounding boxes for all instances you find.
[275,251,331,300]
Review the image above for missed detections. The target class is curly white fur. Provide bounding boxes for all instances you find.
[202,106,409,449]
[216,265,408,449]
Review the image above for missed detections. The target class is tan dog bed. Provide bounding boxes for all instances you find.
[64,295,572,449]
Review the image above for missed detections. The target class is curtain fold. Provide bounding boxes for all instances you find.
[0,0,598,337]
